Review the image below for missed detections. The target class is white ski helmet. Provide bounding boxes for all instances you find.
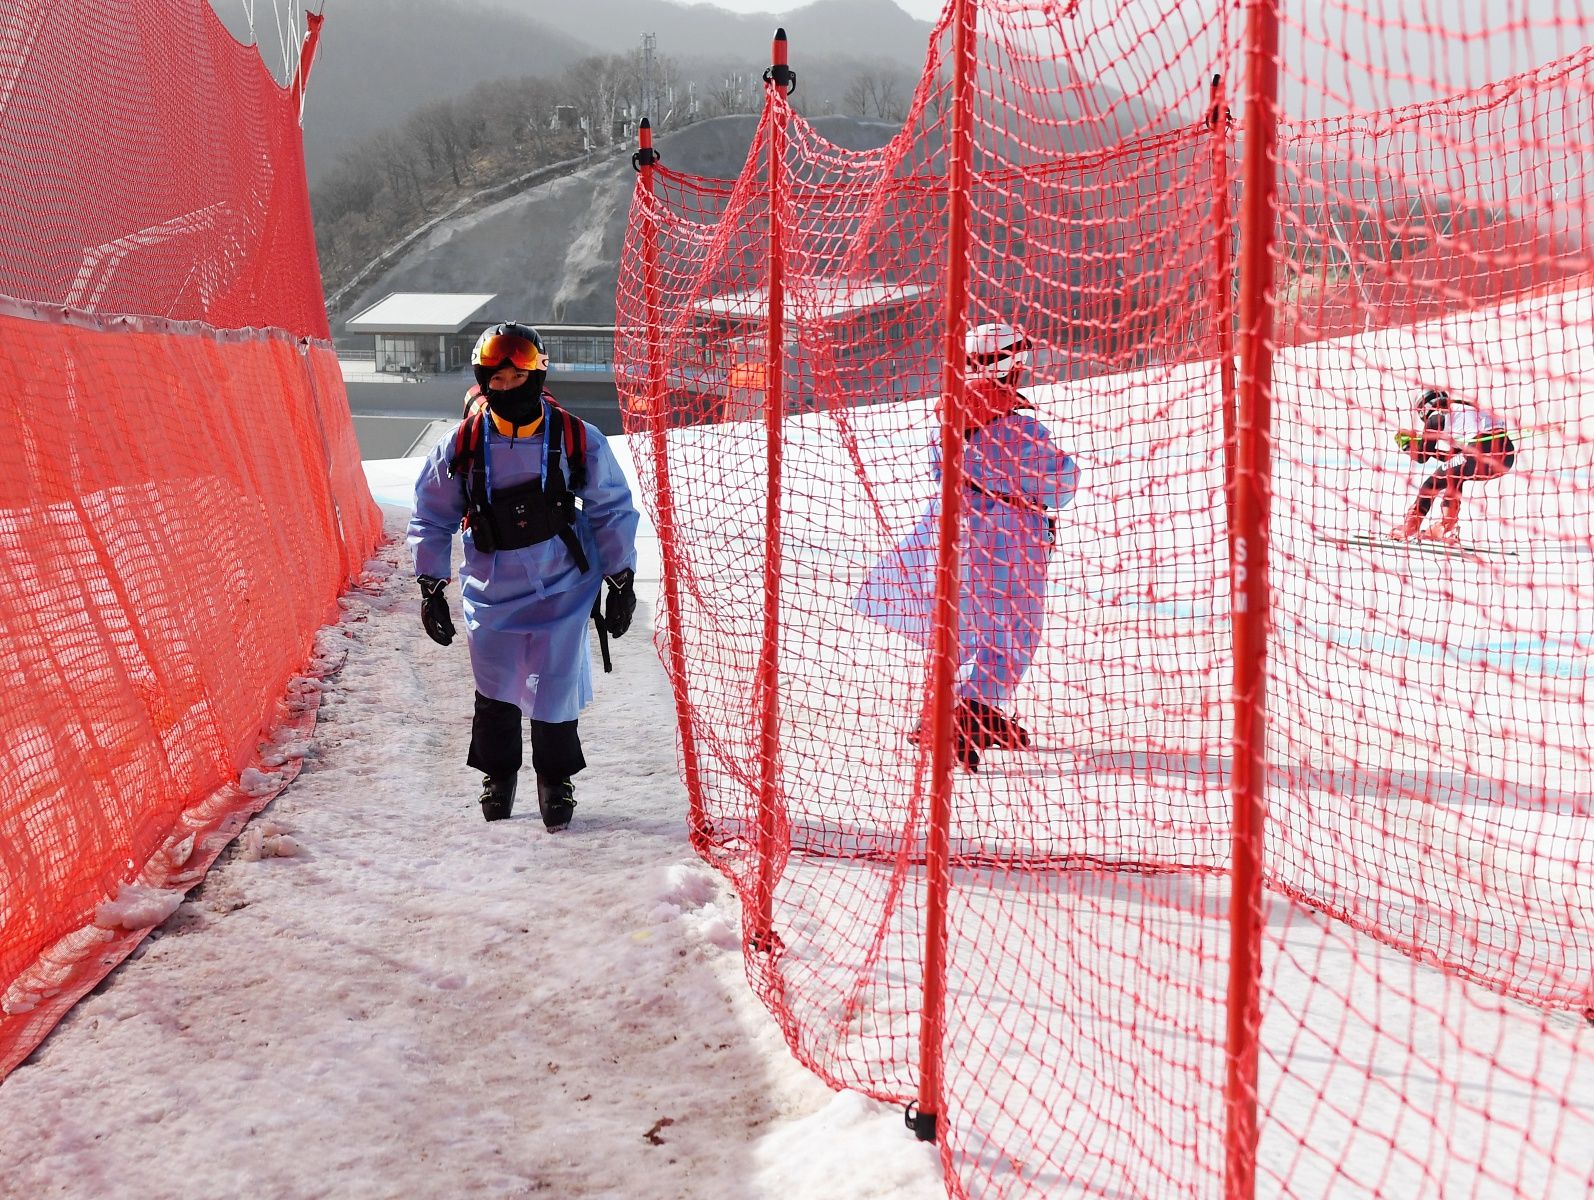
[965,322,1032,382]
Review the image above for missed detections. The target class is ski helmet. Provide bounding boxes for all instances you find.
[472,322,548,425]
[965,322,1032,383]
[1418,387,1450,414]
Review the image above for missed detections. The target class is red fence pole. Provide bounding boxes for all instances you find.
[912,0,976,1145]
[1225,1,1282,1197]
[290,11,324,124]
[1209,75,1239,552]
[752,29,792,949]
[634,120,709,851]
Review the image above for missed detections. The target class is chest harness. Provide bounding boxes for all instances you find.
[447,389,591,573]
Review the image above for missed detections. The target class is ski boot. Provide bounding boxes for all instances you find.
[910,708,980,771]
[953,717,980,772]
[962,698,1031,752]
[536,776,577,832]
[479,774,517,822]
[1389,504,1426,542]
[1421,495,1463,545]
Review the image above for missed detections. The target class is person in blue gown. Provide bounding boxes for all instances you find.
[854,322,1078,770]
[409,323,639,827]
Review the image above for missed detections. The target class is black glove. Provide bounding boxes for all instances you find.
[418,575,455,646]
[603,568,637,639]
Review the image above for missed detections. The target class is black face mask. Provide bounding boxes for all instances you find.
[478,368,546,427]
[486,386,539,427]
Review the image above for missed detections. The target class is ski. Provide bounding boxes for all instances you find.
[1316,532,1517,558]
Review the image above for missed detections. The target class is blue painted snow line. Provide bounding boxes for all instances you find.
[1302,622,1593,679]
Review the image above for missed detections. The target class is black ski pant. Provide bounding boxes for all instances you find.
[1414,432,1516,514]
[466,691,587,782]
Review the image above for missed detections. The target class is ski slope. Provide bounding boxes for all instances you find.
[1,283,1587,1198]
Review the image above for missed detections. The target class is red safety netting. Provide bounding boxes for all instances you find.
[0,1,379,1077]
[617,4,1593,1197]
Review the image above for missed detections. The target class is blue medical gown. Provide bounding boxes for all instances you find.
[408,414,640,722]
[853,409,1077,706]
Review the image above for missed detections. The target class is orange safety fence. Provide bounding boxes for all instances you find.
[0,1,379,1077]
[617,6,1594,1198]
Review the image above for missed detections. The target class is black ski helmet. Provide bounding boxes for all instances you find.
[472,322,548,425]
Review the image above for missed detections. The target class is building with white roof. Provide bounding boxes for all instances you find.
[344,292,498,376]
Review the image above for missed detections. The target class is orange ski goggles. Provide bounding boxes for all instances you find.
[473,332,548,372]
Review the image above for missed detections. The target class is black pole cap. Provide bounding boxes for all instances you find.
[765,27,796,93]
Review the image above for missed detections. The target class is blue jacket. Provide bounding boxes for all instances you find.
[409,403,639,721]
[854,406,1077,705]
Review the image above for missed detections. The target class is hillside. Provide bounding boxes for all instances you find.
[330,113,903,336]
[211,0,934,182]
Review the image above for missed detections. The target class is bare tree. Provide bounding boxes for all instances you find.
[561,54,631,145]
[603,45,681,125]
[311,155,383,226]
[405,108,442,179]
[843,73,873,118]
[868,71,906,122]
[702,70,757,118]
[358,129,427,215]
[408,99,474,189]
[841,67,909,122]
[472,75,562,162]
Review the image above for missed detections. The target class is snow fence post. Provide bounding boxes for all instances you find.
[1225,5,1283,1199]
[911,0,977,1147]
[1209,73,1240,558]
[750,29,794,954]
[631,120,711,852]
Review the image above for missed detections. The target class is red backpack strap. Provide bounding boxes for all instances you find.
[565,414,588,491]
[447,409,486,480]
[566,409,586,462]
[449,387,490,479]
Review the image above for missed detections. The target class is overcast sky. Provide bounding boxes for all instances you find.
[675,0,1579,117]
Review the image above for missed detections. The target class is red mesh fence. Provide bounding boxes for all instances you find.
[618,5,1594,1196]
[0,1,379,1077]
